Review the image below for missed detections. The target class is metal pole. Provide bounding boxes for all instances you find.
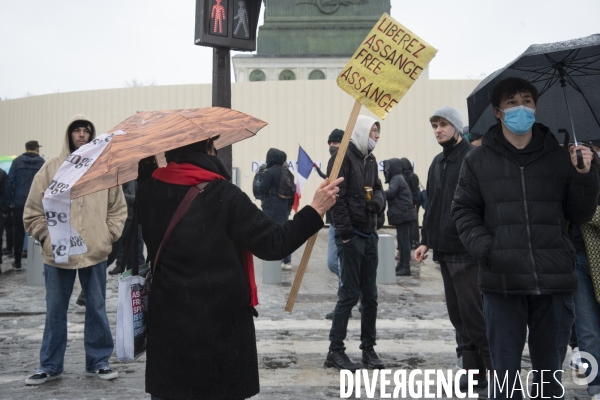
[559,72,584,169]
[212,46,232,176]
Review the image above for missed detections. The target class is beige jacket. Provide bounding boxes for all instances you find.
[24,114,127,269]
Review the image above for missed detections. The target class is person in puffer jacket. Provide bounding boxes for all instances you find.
[324,115,385,372]
[452,77,599,399]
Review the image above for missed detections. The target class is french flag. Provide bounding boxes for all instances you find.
[293,145,314,212]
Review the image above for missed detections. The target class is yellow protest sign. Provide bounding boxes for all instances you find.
[336,13,437,119]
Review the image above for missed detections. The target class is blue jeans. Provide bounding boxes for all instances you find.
[38,262,113,375]
[574,252,600,395]
[483,292,574,399]
[327,225,340,278]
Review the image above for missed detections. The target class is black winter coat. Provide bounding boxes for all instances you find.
[137,153,323,400]
[400,158,420,206]
[383,158,417,225]
[258,148,293,216]
[421,139,473,256]
[452,123,600,295]
[327,143,384,240]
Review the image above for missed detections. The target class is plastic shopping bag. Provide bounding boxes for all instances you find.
[116,263,151,362]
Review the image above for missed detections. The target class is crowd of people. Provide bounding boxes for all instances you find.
[0,76,599,400]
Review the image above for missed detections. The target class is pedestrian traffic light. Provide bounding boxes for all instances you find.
[194,0,262,51]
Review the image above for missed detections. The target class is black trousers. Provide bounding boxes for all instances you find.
[483,292,574,400]
[329,233,378,351]
[10,207,25,260]
[440,261,491,371]
[395,222,411,268]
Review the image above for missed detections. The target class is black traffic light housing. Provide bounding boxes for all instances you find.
[195,0,262,51]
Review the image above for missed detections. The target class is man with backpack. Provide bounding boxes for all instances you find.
[257,148,295,270]
[2,141,45,270]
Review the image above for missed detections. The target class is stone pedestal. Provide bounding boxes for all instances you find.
[26,236,45,286]
[377,234,396,284]
[262,259,282,284]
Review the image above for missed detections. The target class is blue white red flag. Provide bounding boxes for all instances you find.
[293,145,314,212]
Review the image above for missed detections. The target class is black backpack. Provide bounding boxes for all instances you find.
[277,164,296,199]
[252,164,267,200]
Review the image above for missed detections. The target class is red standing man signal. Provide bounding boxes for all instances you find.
[211,0,226,34]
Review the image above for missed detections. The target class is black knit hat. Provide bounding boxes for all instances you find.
[328,129,344,144]
[68,120,94,135]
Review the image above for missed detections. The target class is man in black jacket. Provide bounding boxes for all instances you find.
[258,148,294,270]
[2,141,45,269]
[324,115,385,372]
[415,106,491,395]
[452,77,599,399]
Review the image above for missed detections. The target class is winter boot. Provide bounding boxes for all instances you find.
[362,346,385,369]
[395,262,410,276]
[324,349,359,371]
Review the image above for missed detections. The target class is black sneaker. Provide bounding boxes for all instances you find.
[324,350,359,371]
[22,250,28,258]
[12,260,21,270]
[76,291,86,306]
[395,265,410,276]
[25,371,62,385]
[87,368,118,380]
[362,346,385,369]
[2,249,13,256]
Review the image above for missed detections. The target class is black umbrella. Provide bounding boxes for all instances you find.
[467,34,600,150]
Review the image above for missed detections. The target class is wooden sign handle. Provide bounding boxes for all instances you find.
[285,100,362,313]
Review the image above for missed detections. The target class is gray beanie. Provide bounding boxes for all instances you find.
[431,106,464,135]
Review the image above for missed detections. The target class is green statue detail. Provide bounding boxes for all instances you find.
[296,0,368,15]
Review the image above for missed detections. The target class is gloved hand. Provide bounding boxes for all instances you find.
[366,200,380,214]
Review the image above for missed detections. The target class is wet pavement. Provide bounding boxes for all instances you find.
[0,228,591,399]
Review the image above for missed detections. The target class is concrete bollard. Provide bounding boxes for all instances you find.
[377,234,396,284]
[26,236,45,286]
[262,259,282,284]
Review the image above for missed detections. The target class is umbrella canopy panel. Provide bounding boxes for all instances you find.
[468,34,600,141]
[70,107,267,199]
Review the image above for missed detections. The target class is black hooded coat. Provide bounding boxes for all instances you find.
[137,148,323,399]
[383,159,417,225]
[452,123,600,295]
[399,158,420,206]
[258,148,293,219]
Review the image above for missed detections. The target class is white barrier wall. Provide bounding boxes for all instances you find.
[0,79,480,222]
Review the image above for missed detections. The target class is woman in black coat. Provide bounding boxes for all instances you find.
[137,139,341,400]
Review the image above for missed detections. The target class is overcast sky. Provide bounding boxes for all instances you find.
[1,0,598,99]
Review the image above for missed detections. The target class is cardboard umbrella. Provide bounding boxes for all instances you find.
[70,107,267,199]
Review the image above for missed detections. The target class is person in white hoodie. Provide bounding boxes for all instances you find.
[23,115,126,385]
[324,115,385,371]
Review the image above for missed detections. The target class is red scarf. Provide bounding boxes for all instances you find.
[152,162,258,306]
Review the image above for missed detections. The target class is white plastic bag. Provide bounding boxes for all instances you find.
[116,264,151,362]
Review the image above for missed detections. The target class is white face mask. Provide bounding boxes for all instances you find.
[368,138,377,151]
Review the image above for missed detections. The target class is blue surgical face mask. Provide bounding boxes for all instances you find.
[498,105,536,135]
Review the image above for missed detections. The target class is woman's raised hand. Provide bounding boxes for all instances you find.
[310,177,344,216]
